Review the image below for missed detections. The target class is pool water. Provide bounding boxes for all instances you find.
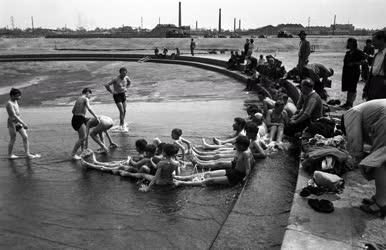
[0,61,255,249]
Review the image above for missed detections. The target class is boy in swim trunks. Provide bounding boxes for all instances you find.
[6,88,38,159]
[174,135,254,186]
[85,115,118,153]
[71,88,99,160]
[105,67,132,129]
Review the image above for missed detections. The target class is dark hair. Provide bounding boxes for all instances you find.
[245,122,259,135]
[119,67,127,73]
[373,30,386,42]
[347,37,358,49]
[234,117,246,129]
[246,105,261,115]
[301,78,315,89]
[172,128,182,137]
[163,143,178,157]
[366,39,372,44]
[82,88,92,94]
[157,142,166,152]
[145,144,157,155]
[250,39,254,43]
[135,139,148,152]
[275,100,285,108]
[235,135,250,150]
[257,91,267,98]
[281,94,289,101]
[10,88,21,97]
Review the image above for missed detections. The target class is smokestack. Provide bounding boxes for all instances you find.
[218,8,221,33]
[31,16,34,31]
[178,2,181,27]
[239,19,241,31]
[234,18,236,32]
[196,21,198,30]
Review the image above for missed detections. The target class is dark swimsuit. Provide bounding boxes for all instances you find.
[225,159,246,186]
[71,115,88,131]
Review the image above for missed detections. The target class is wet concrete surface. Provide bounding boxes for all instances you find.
[0,61,298,249]
[212,151,298,250]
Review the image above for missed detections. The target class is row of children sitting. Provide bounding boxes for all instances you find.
[81,118,267,191]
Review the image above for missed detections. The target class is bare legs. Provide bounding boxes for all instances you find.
[115,101,126,127]
[174,170,230,186]
[375,166,386,207]
[8,127,33,158]
[72,124,87,158]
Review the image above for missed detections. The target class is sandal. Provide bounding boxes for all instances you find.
[360,201,386,219]
[308,199,334,213]
[362,195,376,206]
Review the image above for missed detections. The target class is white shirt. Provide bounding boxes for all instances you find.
[372,48,386,76]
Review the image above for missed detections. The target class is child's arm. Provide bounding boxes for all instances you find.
[252,141,266,159]
[181,137,192,151]
[104,131,118,148]
[243,153,252,181]
[6,103,27,128]
[85,99,99,121]
[145,163,162,191]
[130,158,150,168]
[104,79,114,94]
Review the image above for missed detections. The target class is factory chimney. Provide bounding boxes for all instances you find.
[239,19,241,31]
[234,18,236,32]
[178,2,181,27]
[218,8,222,33]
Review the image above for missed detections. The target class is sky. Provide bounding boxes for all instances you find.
[1,0,385,30]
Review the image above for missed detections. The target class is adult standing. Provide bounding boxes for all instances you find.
[363,31,386,101]
[190,38,196,56]
[341,38,365,109]
[343,99,386,217]
[105,67,131,129]
[247,39,255,56]
[244,39,250,56]
[297,31,311,69]
[362,39,375,81]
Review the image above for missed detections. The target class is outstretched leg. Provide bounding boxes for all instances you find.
[8,126,17,157]
[115,102,125,127]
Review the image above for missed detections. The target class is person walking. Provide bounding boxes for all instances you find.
[340,38,365,109]
[247,39,255,56]
[190,38,196,56]
[297,31,311,69]
[363,31,386,101]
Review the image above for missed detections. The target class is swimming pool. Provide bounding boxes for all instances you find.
[0,61,254,249]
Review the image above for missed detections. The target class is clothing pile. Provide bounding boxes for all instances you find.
[299,131,354,213]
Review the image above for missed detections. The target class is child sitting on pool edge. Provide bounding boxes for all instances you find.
[266,100,288,147]
[174,135,254,186]
[171,128,192,161]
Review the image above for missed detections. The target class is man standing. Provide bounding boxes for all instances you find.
[105,67,131,130]
[298,31,311,69]
[363,31,386,101]
[244,39,250,56]
[190,38,196,56]
[362,39,375,81]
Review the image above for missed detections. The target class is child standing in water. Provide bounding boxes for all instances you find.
[71,88,99,160]
[6,88,39,159]
[104,67,131,130]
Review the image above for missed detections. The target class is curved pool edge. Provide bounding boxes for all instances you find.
[1,53,295,248]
